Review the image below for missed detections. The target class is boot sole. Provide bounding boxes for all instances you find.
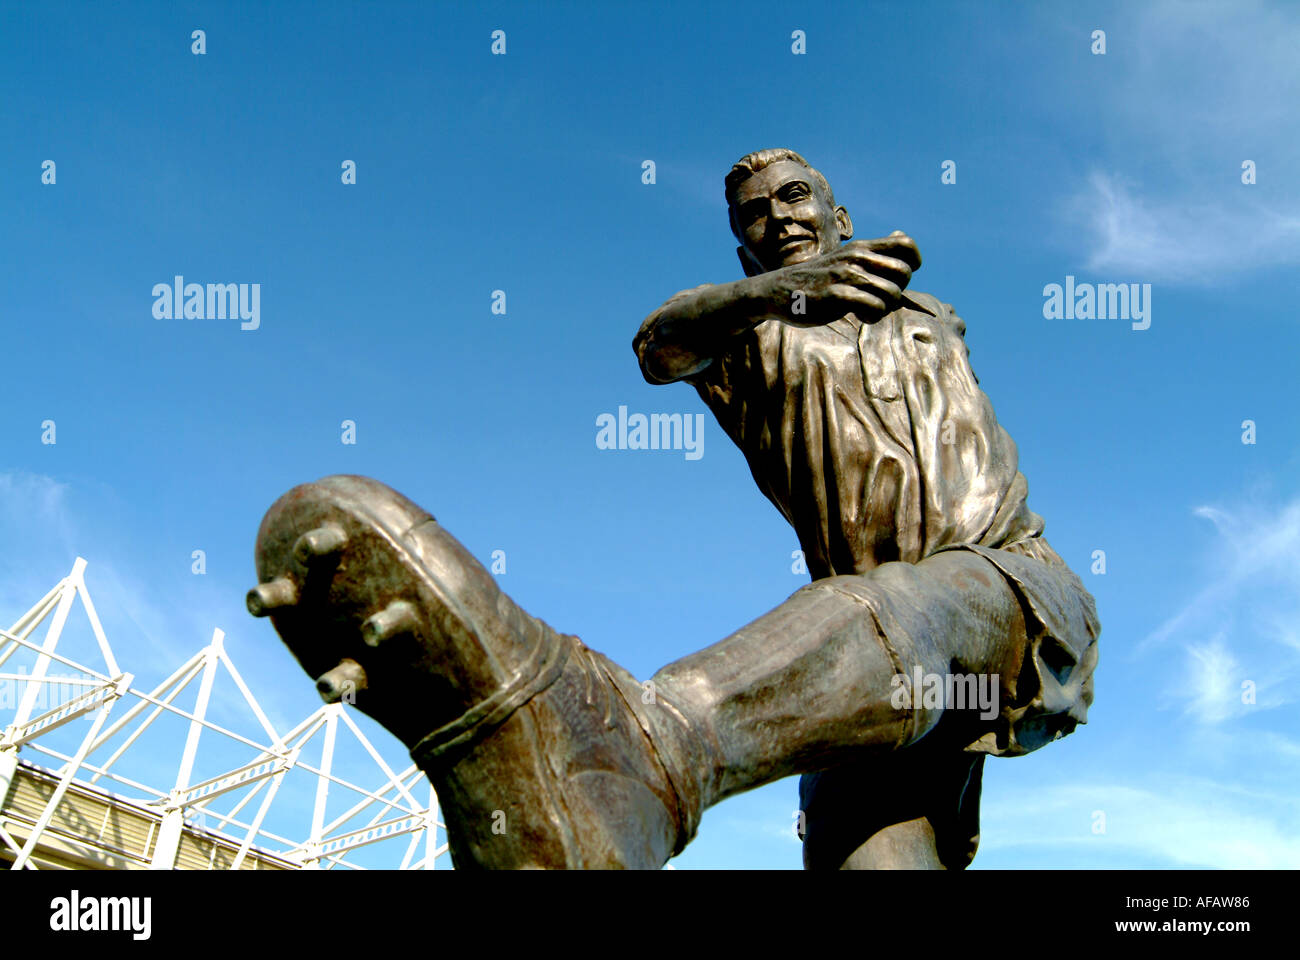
[249,474,678,868]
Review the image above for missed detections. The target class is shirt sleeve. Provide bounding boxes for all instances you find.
[632,283,718,385]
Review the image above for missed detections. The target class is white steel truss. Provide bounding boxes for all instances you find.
[0,557,448,870]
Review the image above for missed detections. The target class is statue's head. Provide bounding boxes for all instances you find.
[725,148,854,277]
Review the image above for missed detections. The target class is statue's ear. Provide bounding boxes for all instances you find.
[736,245,766,278]
[836,206,854,242]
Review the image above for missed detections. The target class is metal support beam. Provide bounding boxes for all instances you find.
[1,561,442,871]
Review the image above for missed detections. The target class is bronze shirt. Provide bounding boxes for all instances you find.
[638,287,1045,580]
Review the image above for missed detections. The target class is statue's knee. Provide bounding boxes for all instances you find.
[803,573,887,608]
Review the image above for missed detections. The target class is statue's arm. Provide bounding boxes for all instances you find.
[634,235,924,385]
[632,276,784,385]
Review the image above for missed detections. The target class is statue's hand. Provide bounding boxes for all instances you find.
[766,232,922,326]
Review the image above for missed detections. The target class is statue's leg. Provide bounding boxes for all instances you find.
[248,475,717,869]
[797,748,985,870]
[650,548,1035,804]
[652,536,1097,869]
[249,476,1096,869]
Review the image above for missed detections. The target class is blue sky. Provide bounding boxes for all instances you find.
[2,0,1297,869]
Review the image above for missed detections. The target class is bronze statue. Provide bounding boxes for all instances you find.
[248,148,1099,869]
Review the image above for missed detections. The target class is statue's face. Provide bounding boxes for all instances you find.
[731,160,845,272]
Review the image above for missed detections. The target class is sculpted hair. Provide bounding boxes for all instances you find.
[725,148,836,239]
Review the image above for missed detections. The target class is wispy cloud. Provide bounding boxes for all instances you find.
[1059,1,1300,283]
[980,778,1300,868]
[1181,634,1250,724]
[1151,492,1300,725]
[1143,496,1300,654]
[1073,171,1300,282]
